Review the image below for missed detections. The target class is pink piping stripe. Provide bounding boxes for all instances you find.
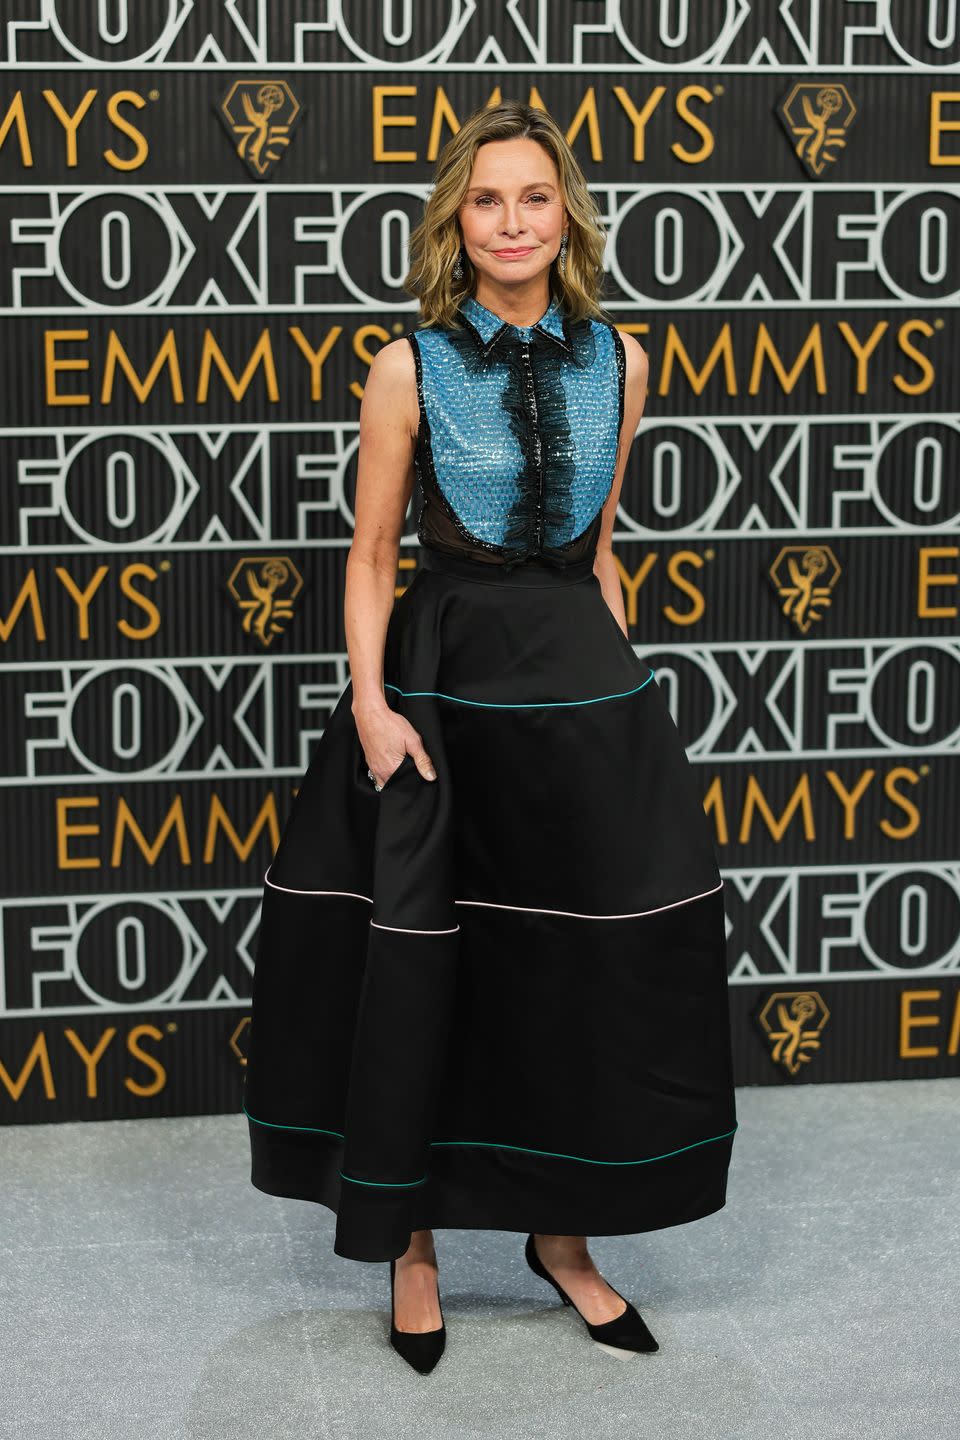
[370,920,460,935]
[263,867,723,919]
[263,870,373,903]
[457,879,724,919]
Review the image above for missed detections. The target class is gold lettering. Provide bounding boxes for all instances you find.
[614,554,657,627]
[41,89,97,167]
[881,768,921,840]
[104,91,148,170]
[917,546,958,618]
[101,330,184,405]
[929,92,960,165]
[749,324,826,395]
[0,92,32,164]
[425,86,463,162]
[64,1028,116,1099]
[836,322,887,394]
[289,325,341,402]
[824,770,875,839]
[45,329,90,406]
[739,775,815,843]
[612,86,667,163]
[702,775,728,846]
[118,564,161,639]
[372,85,418,162]
[948,992,960,1057]
[0,1034,55,1101]
[659,324,736,395]
[56,796,101,870]
[203,793,280,863]
[111,795,191,868]
[125,1025,167,1096]
[895,320,936,395]
[900,990,941,1058]
[561,88,603,161]
[0,572,45,642]
[54,565,109,640]
[673,85,715,163]
[197,330,279,403]
[663,552,706,625]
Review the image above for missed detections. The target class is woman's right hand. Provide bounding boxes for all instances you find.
[353,701,437,789]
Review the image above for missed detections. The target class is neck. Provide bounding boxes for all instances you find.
[471,283,552,328]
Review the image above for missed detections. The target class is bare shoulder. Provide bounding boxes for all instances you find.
[610,328,649,438]
[363,334,420,441]
[618,329,649,384]
[616,329,649,418]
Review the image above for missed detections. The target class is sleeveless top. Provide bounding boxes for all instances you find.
[405,293,626,571]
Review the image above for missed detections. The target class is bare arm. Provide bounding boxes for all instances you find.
[346,337,437,786]
[593,333,650,634]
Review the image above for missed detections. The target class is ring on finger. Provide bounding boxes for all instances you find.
[366,766,383,793]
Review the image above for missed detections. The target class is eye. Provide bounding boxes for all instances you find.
[470,193,551,207]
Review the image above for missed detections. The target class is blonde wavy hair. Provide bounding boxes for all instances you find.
[404,101,612,330]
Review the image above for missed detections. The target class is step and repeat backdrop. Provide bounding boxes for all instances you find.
[0,4,958,1123]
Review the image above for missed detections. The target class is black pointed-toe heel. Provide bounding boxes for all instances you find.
[388,1257,446,1373]
[524,1233,659,1354]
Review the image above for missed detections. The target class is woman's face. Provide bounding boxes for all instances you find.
[457,138,568,291]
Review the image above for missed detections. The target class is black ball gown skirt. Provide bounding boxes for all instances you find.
[242,545,739,1262]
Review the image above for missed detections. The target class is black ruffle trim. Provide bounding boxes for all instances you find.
[501,321,596,566]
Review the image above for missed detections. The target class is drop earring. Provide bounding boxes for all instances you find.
[558,232,568,274]
[452,247,464,281]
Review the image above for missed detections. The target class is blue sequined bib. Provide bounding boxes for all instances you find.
[406,293,626,571]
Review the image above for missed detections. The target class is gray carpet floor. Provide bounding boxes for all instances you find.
[1,1077,957,1439]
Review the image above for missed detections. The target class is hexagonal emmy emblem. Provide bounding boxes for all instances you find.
[218,79,303,178]
[768,544,841,634]
[227,556,304,647]
[756,991,831,1077]
[776,82,857,178]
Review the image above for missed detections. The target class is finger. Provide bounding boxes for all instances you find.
[414,748,437,782]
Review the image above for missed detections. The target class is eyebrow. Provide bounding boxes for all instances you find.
[465,182,557,194]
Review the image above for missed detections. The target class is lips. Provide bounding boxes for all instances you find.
[494,247,534,257]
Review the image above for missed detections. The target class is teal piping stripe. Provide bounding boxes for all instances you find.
[339,1171,427,1188]
[243,1106,738,1168]
[430,1125,739,1166]
[382,674,655,709]
[242,1106,343,1140]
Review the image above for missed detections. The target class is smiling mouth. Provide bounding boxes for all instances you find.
[494,247,535,255]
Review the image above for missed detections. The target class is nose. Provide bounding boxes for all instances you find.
[500,200,526,234]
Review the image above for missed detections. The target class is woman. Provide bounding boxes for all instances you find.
[242,101,738,1374]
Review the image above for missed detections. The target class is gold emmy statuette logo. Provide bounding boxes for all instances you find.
[228,556,304,646]
[769,544,841,634]
[757,991,831,1076]
[218,80,302,177]
[230,1017,251,1066]
[777,83,857,178]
